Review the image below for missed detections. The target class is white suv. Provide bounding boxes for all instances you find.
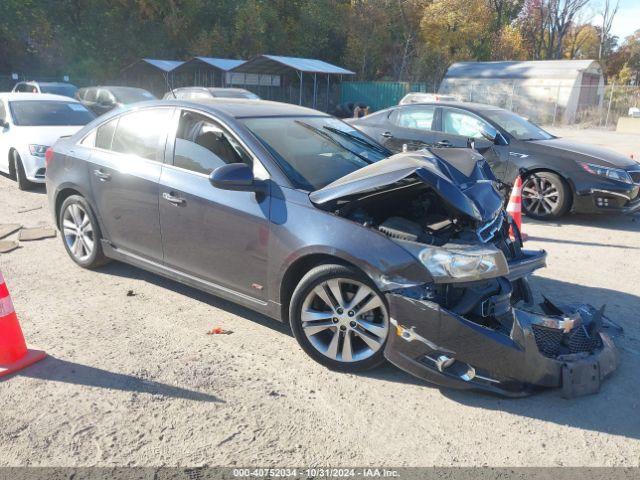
[0,93,94,190]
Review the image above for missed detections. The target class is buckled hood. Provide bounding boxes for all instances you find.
[309,149,504,223]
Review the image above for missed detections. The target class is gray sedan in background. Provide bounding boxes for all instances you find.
[45,99,618,397]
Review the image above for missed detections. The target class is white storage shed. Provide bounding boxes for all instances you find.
[438,60,604,124]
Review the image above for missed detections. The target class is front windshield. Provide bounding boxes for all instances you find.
[40,84,78,98]
[483,109,553,141]
[241,116,390,190]
[9,100,94,126]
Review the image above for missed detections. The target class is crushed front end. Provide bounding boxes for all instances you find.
[385,275,620,398]
[311,150,621,397]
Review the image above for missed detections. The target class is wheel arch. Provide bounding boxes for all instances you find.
[522,167,575,210]
[54,185,100,229]
[8,148,18,178]
[278,253,362,324]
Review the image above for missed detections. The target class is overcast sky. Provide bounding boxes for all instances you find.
[591,0,639,43]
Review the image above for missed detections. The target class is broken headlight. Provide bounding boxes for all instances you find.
[418,245,508,283]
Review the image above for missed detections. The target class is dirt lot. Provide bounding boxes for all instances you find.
[0,128,639,467]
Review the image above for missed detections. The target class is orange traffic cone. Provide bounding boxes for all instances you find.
[0,270,46,378]
[506,176,527,241]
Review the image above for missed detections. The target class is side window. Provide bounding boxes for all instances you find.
[442,109,490,138]
[392,106,435,131]
[0,101,7,122]
[85,88,98,103]
[97,89,114,104]
[111,108,172,161]
[173,110,252,175]
[82,117,118,148]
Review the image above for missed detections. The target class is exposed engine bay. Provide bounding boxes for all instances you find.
[310,149,621,397]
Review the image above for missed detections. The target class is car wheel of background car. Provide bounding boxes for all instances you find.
[59,195,109,268]
[14,152,35,191]
[521,171,570,220]
[289,264,389,371]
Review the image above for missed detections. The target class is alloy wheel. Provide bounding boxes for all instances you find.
[62,203,95,262]
[522,176,560,216]
[300,278,389,363]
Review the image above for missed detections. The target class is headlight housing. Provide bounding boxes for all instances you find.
[578,162,633,184]
[418,245,508,282]
[29,144,49,157]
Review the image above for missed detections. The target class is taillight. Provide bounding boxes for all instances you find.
[45,147,54,168]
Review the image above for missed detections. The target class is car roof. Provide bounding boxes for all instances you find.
[397,100,503,112]
[0,92,80,102]
[159,98,327,118]
[81,86,148,91]
[18,81,74,87]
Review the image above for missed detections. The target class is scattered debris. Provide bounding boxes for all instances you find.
[0,224,22,239]
[18,227,56,241]
[126,290,136,297]
[17,206,42,213]
[207,327,233,335]
[0,241,19,254]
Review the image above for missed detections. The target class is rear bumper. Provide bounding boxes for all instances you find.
[384,294,619,397]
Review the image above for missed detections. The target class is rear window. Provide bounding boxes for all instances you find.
[111,88,156,104]
[39,84,78,98]
[8,101,95,126]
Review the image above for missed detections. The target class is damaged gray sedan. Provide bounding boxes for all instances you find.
[46,99,620,398]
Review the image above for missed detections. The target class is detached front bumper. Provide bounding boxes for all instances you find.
[384,296,619,397]
[383,249,620,397]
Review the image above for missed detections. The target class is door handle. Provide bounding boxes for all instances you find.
[436,140,452,147]
[93,169,111,181]
[381,131,394,138]
[162,192,185,205]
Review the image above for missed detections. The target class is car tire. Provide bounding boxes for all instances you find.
[59,195,110,268]
[14,152,35,191]
[521,171,570,220]
[289,264,390,372]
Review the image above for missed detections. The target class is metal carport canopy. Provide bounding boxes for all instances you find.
[137,58,185,72]
[231,55,355,75]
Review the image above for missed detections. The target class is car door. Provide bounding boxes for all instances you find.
[159,108,270,301]
[379,105,439,152]
[88,107,173,262]
[437,107,510,179]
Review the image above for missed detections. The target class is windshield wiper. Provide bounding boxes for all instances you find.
[294,121,373,164]
[322,126,390,155]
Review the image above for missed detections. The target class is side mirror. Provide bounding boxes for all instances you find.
[479,124,508,146]
[479,125,498,143]
[1,120,9,129]
[210,163,259,192]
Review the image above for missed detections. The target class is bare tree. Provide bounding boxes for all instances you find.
[598,0,619,61]
[547,0,592,59]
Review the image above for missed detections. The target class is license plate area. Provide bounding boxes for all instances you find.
[561,357,600,398]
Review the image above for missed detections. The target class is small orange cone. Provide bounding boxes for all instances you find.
[506,176,527,241]
[0,270,46,378]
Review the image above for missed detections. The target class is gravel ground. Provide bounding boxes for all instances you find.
[0,128,639,467]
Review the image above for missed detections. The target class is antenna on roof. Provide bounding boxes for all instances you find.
[163,71,177,99]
